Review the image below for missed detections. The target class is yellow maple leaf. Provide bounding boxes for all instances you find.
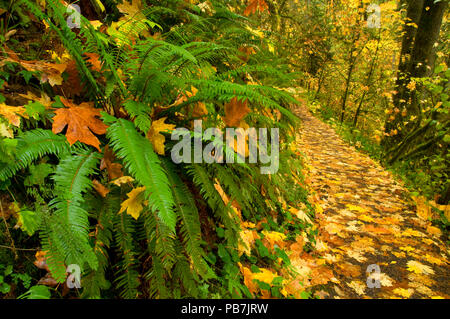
[147,117,176,155]
[110,176,135,187]
[401,228,424,237]
[240,266,258,295]
[393,288,414,298]
[358,214,374,223]
[89,20,103,29]
[407,260,435,275]
[252,268,278,285]
[346,204,367,213]
[288,207,312,223]
[406,80,416,91]
[0,103,28,127]
[379,273,394,287]
[347,280,365,295]
[118,186,146,219]
[262,230,287,250]
[399,246,415,253]
[392,251,406,258]
[423,254,444,266]
[314,203,323,214]
[238,229,257,256]
[19,91,53,109]
[117,0,145,19]
[0,122,13,138]
[426,225,442,237]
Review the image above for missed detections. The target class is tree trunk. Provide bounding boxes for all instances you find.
[353,32,381,127]
[383,0,447,149]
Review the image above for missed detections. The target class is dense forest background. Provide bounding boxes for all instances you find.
[0,0,448,299]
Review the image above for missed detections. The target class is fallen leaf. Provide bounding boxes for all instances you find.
[289,207,312,223]
[393,288,414,298]
[38,273,58,287]
[92,179,110,198]
[0,122,13,138]
[347,280,365,295]
[19,91,53,109]
[0,103,28,127]
[100,145,123,179]
[146,117,176,155]
[224,97,250,127]
[252,268,279,285]
[34,251,50,272]
[52,98,108,151]
[118,186,146,220]
[111,176,135,187]
[426,225,442,237]
[407,260,434,275]
[1,50,67,86]
[346,204,368,213]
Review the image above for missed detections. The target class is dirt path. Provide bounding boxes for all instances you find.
[295,106,450,299]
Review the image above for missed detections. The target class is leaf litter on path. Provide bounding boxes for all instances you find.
[293,106,450,299]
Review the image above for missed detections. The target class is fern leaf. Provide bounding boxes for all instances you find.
[107,118,176,232]
[0,129,69,181]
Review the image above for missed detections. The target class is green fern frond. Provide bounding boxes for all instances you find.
[49,149,100,270]
[113,211,140,299]
[146,255,169,298]
[161,159,215,280]
[107,118,177,232]
[0,129,69,181]
[187,164,240,246]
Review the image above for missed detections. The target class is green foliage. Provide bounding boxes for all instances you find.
[0,264,31,295]
[0,0,309,299]
[18,285,51,299]
[107,118,177,232]
[0,129,69,181]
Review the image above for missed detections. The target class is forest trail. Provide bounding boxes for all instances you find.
[294,106,450,299]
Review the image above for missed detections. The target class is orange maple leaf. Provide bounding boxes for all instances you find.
[84,53,103,72]
[52,98,108,151]
[244,0,268,16]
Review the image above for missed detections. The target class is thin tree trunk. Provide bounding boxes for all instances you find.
[353,32,381,127]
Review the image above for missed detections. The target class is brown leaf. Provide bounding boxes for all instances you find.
[37,273,58,287]
[337,262,361,277]
[224,97,250,127]
[34,251,50,272]
[92,179,110,198]
[52,98,108,151]
[59,60,84,97]
[100,145,123,179]
[1,49,67,86]
[58,53,104,97]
